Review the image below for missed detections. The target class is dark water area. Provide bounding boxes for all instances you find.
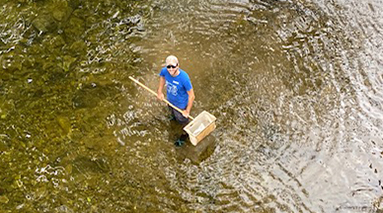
[1,0,383,212]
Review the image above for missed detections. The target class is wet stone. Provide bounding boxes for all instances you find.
[84,139,97,149]
[62,55,76,72]
[50,1,72,23]
[73,156,109,174]
[0,134,11,151]
[0,195,9,204]
[65,164,73,175]
[65,17,85,38]
[48,35,66,48]
[69,41,87,55]
[32,14,57,33]
[52,10,66,22]
[0,142,7,152]
[72,92,100,109]
[57,116,71,135]
[72,84,117,109]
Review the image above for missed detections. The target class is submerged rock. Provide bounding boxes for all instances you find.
[32,14,57,33]
[0,195,9,204]
[57,116,71,135]
[72,83,118,109]
[61,55,77,72]
[51,1,72,22]
[0,141,7,152]
[72,156,109,174]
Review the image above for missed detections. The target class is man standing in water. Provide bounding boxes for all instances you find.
[157,55,195,146]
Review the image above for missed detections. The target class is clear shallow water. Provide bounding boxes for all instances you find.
[1,0,382,212]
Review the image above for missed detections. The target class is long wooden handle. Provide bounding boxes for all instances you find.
[129,76,194,120]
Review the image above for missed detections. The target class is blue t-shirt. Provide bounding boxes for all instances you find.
[159,67,192,109]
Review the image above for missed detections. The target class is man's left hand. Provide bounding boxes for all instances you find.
[182,110,189,118]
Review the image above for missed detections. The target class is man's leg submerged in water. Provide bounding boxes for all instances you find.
[168,106,189,146]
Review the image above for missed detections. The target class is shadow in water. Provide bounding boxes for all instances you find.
[176,135,216,164]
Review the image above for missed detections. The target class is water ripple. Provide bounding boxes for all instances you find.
[133,0,383,211]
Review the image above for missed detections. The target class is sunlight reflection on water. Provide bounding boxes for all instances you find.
[1,0,382,212]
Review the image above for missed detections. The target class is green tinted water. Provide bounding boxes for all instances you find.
[0,1,170,212]
[1,0,383,212]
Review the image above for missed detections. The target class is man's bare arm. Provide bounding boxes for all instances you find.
[157,77,165,100]
[183,89,195,118]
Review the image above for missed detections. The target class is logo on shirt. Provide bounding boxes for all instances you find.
[166,81,178,96]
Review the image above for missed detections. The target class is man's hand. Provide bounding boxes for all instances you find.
[157,92,164,101]
[182,110,189,118]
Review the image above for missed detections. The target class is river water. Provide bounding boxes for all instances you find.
[1,0,382,212]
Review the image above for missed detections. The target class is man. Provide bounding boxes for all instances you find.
[157,55,195,146]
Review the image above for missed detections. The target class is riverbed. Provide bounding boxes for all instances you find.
[1,0,382,212]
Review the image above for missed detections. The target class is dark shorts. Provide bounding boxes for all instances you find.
[168,106,190,125]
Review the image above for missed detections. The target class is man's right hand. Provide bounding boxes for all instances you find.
[157,92,164,101]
